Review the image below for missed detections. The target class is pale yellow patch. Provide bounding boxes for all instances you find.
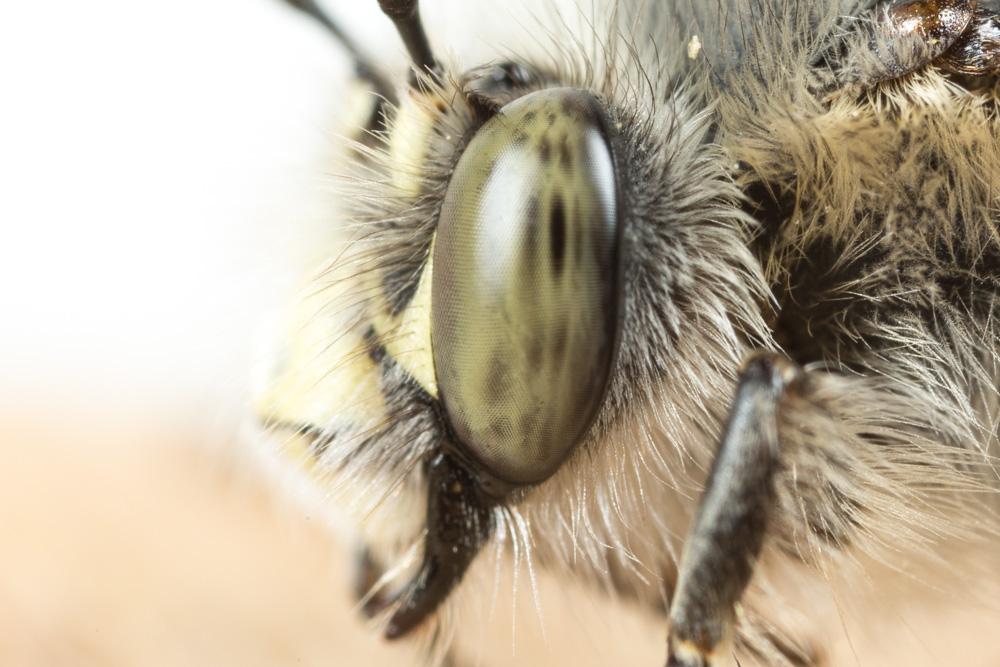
[275,432,322,471]
[388,90,444,198]
[372,240,439,399]
[670,629,735,667]
[254,277,387,431]
[687,35,702,60]
[255,90,446,441]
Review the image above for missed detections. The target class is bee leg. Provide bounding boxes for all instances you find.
[666,353,804,667]
[353,547,473,666]
[352,545,391,617]
[377,452,495,639]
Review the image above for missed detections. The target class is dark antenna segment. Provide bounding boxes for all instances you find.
[376,0,442,85]
[279,0,397,106]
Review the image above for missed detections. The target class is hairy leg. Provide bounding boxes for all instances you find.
[666,353,803,667]
[665,343,995,666]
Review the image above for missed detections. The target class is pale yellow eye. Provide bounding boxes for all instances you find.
[431,88,623,485]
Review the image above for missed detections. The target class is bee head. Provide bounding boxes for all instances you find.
[263,0,770,645]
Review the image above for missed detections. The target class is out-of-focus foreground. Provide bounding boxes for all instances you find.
[3,412,1000,666]
[0,413,672,666]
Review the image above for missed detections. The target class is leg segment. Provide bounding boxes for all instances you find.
[378,453,495,639]
[666,353,804,667]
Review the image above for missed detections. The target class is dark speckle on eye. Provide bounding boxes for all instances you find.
[552,320,568,358]
[550,195,566,277]
[524,196,540,265]
[573,200,584,264]
[528,335,545,367]
[490,417,513,438]
[484,353,508,403]
[547,111,556,126]
[559,138,573,170]
[539,137,552,164]
[519,413,538,440]
[523,110,537,122]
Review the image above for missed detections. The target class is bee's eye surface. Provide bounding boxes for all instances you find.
[431,88,623,486]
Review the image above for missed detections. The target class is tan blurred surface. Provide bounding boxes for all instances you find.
[0,415,401,667]
[0,411,668,667]
[3,409,1000,666]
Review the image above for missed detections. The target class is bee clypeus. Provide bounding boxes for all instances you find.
[256,1,1000,665]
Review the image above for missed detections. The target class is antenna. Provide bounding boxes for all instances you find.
[376,0,442,86]
[279,0,396,106]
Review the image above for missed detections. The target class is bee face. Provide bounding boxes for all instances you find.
[263,0,778,642]
[261,1,1000,664]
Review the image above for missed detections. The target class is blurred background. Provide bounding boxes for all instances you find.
[0,0,383,442]
[2,1,999,665]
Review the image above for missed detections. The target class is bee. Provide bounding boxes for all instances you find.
[255,0,1000,664]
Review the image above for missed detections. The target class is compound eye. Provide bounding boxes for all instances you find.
[431,88,623,486]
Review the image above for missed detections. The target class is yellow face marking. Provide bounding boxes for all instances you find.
[255,278,387,432]
[389,89,446,198]
[372,244,439,399]
[363,89,445,399]
[257,90,447,438]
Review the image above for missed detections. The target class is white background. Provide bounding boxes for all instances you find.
[0,0,560,435]
[0,1,390,432]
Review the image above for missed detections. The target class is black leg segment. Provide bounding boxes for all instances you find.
[666,353,804,667]
[377,453,495,639]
